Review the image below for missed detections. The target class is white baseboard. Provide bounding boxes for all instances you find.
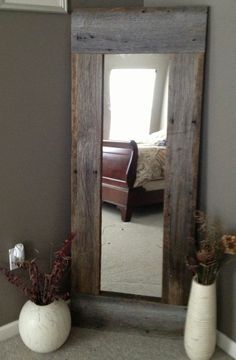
[0,321,19,342]
[217,331,236,359]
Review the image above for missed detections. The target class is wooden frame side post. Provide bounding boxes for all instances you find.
[162,53,205,305]
[71,54,103,295]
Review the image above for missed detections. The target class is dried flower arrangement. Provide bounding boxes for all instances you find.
[187,211,236,285]
[0,233,75,305]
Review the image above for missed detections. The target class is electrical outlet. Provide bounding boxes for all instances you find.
[9,243,25,271]
[9,248,18,270]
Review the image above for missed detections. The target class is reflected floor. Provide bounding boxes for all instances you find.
[101,203,163,297]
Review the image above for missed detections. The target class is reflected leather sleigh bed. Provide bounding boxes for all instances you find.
[102,140,166,222]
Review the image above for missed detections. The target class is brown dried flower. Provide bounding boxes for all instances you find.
[220,234,236,255]
[196,249,216,264]
[187,212,236,285]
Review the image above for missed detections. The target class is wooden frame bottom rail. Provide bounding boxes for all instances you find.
[71,293,186,333]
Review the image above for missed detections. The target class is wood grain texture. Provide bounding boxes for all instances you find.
[71,293,186,333]
[71,54,79,236]
[71,8,208,305]
[162,53,205,305]
[72,7,208,54]
[71,54,103,295]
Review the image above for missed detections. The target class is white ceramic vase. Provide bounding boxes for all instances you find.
[19,300,71,353]
[184,276,216,360]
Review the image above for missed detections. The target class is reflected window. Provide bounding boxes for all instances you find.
[109,69,156,141]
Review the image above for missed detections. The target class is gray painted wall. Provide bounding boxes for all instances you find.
[70,0,142,8]
[145,0,236,341]
[0,0,235,344]
[0,11,71,325]
[0,0,142,329]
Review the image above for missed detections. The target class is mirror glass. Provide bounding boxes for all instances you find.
[101,54,170,297]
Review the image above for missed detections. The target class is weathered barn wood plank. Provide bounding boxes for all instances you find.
[71,293,186,333]
[162,53,204,305]
[71,8,208,305]
[71,54,103,295]
[72,7,208,54]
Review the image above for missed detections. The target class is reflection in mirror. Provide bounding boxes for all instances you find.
[101,54,170,297]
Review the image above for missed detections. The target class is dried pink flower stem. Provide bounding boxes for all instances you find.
[0,233,76,305]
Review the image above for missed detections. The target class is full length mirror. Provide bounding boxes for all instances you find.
[101,54,170,297]
[71,7,208,306]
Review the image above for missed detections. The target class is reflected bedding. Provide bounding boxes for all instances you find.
[134,144,166,187]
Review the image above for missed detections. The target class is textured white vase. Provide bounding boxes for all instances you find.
[184,276,216,360]
[19,300,71,353]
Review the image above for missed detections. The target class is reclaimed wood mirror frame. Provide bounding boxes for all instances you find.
[71,7,208,306]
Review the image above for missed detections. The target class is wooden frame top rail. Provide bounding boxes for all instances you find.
[72,7,208,54]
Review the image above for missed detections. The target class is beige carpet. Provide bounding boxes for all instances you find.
[0,328,232,360]
[101,203,163,297]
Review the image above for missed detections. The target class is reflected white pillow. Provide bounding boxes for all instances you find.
[138,130,167,145]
